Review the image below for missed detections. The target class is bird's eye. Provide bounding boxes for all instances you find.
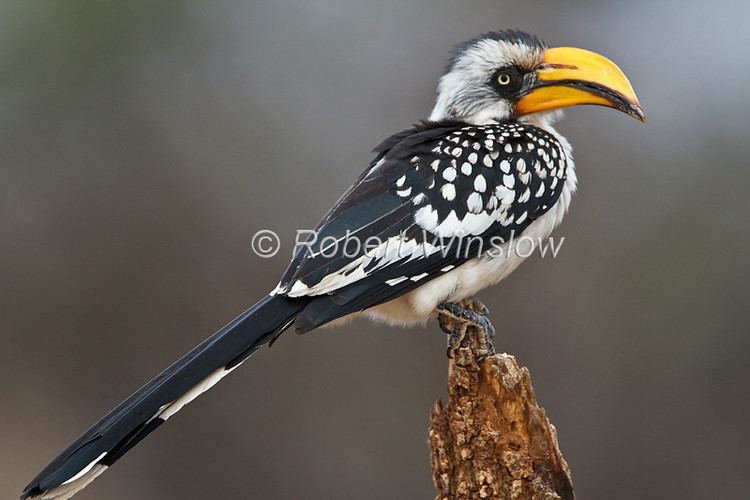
[491,67,524,96]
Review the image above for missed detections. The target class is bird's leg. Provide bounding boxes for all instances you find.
[437,298,496,359]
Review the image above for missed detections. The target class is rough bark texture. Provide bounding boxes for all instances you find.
[429,298,574,500]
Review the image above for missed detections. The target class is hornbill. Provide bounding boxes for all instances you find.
[21,30,643,499]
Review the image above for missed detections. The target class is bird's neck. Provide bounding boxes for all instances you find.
[429,105,563,130]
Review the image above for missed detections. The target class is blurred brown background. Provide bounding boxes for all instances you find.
[2,1,749,499]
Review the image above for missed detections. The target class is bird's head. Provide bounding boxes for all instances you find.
[429,30,644,126]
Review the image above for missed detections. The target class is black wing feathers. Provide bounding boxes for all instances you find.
[282,120,568,331]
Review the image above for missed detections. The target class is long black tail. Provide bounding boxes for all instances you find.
[21,294,306,500]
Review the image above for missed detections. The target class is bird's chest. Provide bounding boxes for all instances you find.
[445,124,577,297]
[402,123,577,315]
[445,167,576,300]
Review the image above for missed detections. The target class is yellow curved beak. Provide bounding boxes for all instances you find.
[516,47,645,122]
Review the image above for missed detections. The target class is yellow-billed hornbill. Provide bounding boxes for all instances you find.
[22,30,643,499]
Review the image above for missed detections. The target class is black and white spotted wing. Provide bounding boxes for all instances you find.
[276,120,568,330]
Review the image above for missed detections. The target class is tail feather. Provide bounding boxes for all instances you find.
[21,294,306,500]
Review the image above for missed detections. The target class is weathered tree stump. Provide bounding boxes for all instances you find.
[429,297,574,500]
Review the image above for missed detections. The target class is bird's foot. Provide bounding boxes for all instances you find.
[437,299,496,359]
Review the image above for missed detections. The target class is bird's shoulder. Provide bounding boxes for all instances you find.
[379,120,568,231]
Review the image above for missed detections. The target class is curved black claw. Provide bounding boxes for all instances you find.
[437,316,454,336]
[469,297,491,317]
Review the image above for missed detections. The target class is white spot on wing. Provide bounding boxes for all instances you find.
[441,183,456,201]
[500,160,510,173]
[474,174,487,192]
[290,280,309,295]
[415,205,438,232]
[486,195,498,210]
[467,192,483,213]
[495,185,515,205]
[386,276,408,286]
[442,167,457,182]
[396,187,412,197]
[435,210,460,237]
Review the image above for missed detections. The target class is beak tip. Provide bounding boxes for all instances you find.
[630,103,646,123]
